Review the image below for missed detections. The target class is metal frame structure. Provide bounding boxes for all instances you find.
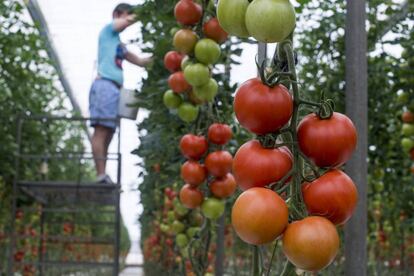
[7,115,122,276]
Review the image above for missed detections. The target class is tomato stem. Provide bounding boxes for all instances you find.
[252,245,261,276]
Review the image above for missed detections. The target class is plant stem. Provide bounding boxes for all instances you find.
[252,245,261,276]
[280,261,297,276]
[266,240,279,276]
[282,41,307,219]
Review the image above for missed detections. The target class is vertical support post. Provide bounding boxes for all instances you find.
[113,119,121,276]
[38,206,45,276]
[258,43,267,67]
[344,0,368,275]
[214,213,225,276]
[8,118,23,276]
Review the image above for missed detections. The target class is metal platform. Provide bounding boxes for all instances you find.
[7,116,122,276]
[18,180,121,205]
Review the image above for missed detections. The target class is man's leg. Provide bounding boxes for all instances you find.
[92,125,110,176]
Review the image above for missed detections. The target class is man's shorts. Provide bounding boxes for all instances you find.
[89,79,120,130]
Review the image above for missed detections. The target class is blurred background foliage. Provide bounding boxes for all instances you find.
[0,0,130,273]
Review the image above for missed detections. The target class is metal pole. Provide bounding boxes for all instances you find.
[214,213,225,276]
[38,206,45,276]
[258,43,267,66]
[344,0,368,274]
[113,121,121,276]
[7,118,23,276]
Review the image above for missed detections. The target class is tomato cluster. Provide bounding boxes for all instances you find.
[163,0,229,123]
[217,0,295,43]
[179,123,236,220]
[225,1,359,271]
[400,110,414,172]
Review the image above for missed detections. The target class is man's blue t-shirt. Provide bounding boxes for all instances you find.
[97,22,126,86]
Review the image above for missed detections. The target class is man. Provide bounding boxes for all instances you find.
[89,3,151,184]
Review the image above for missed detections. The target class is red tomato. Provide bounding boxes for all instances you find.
[232,187,288,245]
[208,123,233,145]
[174,0,202,26]
[233,140,292,190]
[282,216,340,271]
[234,78,293,134]
[302,169,358,225]
[180,160,207,186]
[203,17,228,44]
[168,71,191,93]
[210,173,237,198]
[179,184,204,209]
[164,51,184,72]
[297,112,357,168]
[402,111,414,123]
[179,134,208,160]
[205,150,233,177]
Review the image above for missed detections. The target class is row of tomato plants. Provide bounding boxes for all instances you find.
[137,0,362,275]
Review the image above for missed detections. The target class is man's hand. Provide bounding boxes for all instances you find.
[125,51,153,67]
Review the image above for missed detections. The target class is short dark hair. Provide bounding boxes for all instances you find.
[113,3,133,18]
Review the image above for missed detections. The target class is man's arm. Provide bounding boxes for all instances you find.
[113,14,136,32]
[125,51,153,67]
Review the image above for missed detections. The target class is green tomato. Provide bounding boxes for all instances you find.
[217,0,250,37]
[178,102,199,122]
[167,211,176,223]
[163,90,182,109]
[181,56,192,70]
[195,38,221,65]
[396,92,409,104]
[160,223,170,233]
[201,198,225,220]
[191,211,204,226]
[170,27,179,37]
[175,203,188,217]
[176,233,189,248]
[186,227,200,239]
[193,78,218,101]
[184,63,210,86]
[401,137,414,152]
[171,220,185,234]
[245,0,296,43]
[402,123,414,136]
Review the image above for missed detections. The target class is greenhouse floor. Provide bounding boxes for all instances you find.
[120,241,144,276]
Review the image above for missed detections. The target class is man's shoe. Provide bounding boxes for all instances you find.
[96,174,114,184]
